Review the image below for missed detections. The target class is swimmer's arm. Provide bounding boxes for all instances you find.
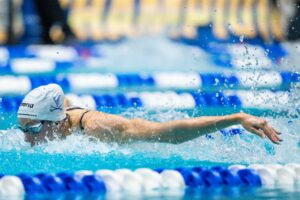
[124,114,240,143]
[85,112,281,144]
[123,113,282,144]
[85,112,237,143]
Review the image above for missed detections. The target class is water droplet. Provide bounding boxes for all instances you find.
[228,24,232,30]
[239,35,244,42]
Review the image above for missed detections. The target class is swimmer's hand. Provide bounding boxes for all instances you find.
[238,113,282,144]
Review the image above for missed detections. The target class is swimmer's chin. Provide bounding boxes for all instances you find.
[24,133,64,146]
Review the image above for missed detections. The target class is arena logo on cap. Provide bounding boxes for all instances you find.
[49,95,63,112]
[21,102,34,108]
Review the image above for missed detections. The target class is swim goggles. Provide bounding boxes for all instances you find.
[18,121,45,134]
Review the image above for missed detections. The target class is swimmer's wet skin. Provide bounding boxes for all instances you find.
[15,84,282,146]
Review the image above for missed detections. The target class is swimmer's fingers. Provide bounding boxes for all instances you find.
[274,134,283,142]
[261,125,282,144]
[271,127,282,135]
[247,127,266,139]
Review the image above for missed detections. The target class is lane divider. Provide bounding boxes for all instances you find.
[1,164,300,197]
[0,72,299,95]
[0,43,292,73]
[0,90,290,111]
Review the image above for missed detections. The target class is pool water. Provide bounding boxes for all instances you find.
[1,37,300,199]
[1,110,300,174]
[1,111,300,199]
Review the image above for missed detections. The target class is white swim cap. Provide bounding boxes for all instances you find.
[17,84,66,121]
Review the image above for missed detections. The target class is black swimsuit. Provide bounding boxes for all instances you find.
[66,107,91,130]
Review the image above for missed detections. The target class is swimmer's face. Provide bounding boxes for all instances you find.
[18,118,61,146]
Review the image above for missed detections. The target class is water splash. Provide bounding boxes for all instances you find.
[286,82,300,117]
[0,109,299,174]
[239,35,245,42]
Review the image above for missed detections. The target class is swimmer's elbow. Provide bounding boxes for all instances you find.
[123,119,192,144]
[123,118,162,141]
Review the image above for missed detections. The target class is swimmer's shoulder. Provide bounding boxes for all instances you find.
[65,107,107,129]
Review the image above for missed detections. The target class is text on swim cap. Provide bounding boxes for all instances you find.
[21,102,34,108]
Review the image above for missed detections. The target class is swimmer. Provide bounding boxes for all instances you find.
[15,84,282,146]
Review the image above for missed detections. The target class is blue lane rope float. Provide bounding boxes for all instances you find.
[56,172,87,193]
[1,164,300,197]
[0,90,291,111]
[0,72,299,95]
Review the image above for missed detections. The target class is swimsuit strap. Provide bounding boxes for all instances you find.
[66,106,84,111]
[79,110,91,130]
[66,106,90,130]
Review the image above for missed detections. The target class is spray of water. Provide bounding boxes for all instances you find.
[0,107,299,174]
